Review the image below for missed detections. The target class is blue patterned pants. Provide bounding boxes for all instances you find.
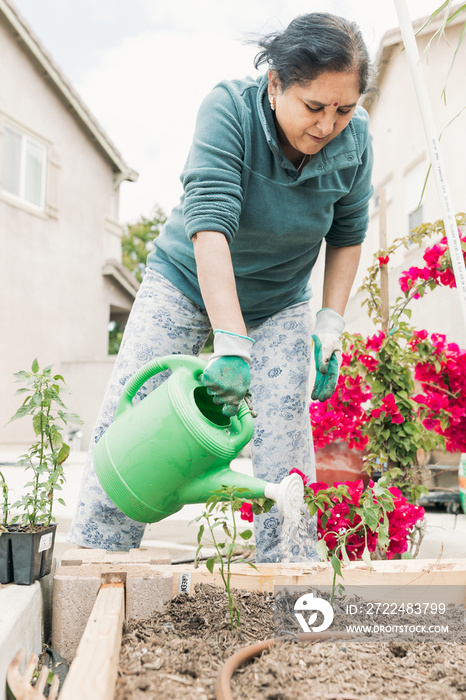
[68,269,317,562]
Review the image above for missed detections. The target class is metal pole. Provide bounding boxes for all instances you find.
[379,189,390,334]
[394,0,466,327]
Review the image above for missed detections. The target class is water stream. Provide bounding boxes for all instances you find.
[280,498,319,563]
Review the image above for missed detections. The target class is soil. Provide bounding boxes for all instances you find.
[115,584,466,700]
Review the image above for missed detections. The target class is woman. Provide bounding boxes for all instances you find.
[69,12,375,563]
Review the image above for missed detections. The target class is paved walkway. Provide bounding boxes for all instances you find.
[1,448,465,563]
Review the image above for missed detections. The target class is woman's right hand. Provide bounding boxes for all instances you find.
[200,330,254,416]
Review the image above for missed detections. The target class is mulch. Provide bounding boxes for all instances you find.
[115,583,466,699]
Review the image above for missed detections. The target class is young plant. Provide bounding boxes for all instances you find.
[192,486,257,631]
[7,358,82,529]
[0,472,9,531]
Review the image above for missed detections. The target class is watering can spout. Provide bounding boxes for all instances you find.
[263,473,304,516]
[180,469,304,516]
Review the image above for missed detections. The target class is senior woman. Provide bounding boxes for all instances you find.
[69,12,375,563]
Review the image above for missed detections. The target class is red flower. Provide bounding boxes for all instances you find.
[289,468,308,486]
[378,255,390,266]
[371,393,404,424]
[359,354,379,371]
[239,503,253,522]
[365,331,386,352]
[308,481,329,494]
[334,479,364,507]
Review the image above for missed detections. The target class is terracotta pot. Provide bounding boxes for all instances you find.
[315,442,368,486]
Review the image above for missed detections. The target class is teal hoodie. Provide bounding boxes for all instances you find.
[148,73,374,325]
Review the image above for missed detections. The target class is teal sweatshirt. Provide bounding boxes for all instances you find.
[147,73,374,325]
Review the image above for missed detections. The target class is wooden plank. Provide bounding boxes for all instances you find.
[59,583,125,700]
[173,559,466,601]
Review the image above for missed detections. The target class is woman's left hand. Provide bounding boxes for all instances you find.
[311,308,344,402]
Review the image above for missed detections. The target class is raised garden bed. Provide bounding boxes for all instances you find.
[49,554,466,699]
[115,582,466,700]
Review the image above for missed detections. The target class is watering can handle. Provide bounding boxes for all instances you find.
[115,354,206,418]
[115,353,254,441]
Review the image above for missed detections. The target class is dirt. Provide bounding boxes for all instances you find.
[115,584,466,700]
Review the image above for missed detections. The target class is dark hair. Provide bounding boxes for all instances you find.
[253,13,375,94]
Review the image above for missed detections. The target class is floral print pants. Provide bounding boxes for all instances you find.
[68,269,318,562]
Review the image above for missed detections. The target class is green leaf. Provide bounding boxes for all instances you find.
[197,524,205,545]
[341,546,351,567]
[8,405,32,423]
[377,516,390,550]
[206,558,215,574]
[316,538,329,561]
[50,431,63,448]
[56,443,70,466]
[239,529,253,540]
[31,358,39,373]
[362,505,381,532]
[13,370,31,382]
[361,546,372,568]
[330,554,342,577]
[32,413,44,436]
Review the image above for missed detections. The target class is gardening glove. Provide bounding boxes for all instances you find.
[200,330,254,417]
[311,308,345,402]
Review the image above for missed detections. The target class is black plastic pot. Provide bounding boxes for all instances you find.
[0,523,57,585]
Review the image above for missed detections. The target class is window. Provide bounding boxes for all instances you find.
[404,161,426,233]
[2,125,46,209]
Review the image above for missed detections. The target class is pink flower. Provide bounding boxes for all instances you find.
[423,243,446,267]
[308,481,329,494]
[365,331,386,352]
[409,329,429,349]
[359,354,379,371]
[371,393,404,424]
[239,503,253,522]
[378,255,390,266]
[289,468,308,486]
[334,479,364,507]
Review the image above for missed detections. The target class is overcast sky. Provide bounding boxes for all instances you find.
[12,0,445,224]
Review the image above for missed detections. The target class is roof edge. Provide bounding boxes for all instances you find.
[0,0,138,183]
[362,3,466,112]
[102,259,140,299]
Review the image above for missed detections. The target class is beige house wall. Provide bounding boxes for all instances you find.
[311,19,466,348]
[0,10,136,449]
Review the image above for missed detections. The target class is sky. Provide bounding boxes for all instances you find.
[12,0,446,224]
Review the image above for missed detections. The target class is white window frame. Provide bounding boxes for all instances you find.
[1,123,47,211]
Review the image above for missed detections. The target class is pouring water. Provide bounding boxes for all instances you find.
[264,473,318,562]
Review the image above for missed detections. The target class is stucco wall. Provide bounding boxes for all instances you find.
[0,15,129,447]
[312,22,466,348]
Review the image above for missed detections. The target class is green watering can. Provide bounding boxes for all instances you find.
[94,354,303,523]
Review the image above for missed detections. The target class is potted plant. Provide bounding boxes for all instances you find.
[0,359,82,585]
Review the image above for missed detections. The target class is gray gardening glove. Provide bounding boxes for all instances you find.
[200,330,254,416]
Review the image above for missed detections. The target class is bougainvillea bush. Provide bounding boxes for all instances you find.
[240,468,425,573]
[310,215,466,501]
